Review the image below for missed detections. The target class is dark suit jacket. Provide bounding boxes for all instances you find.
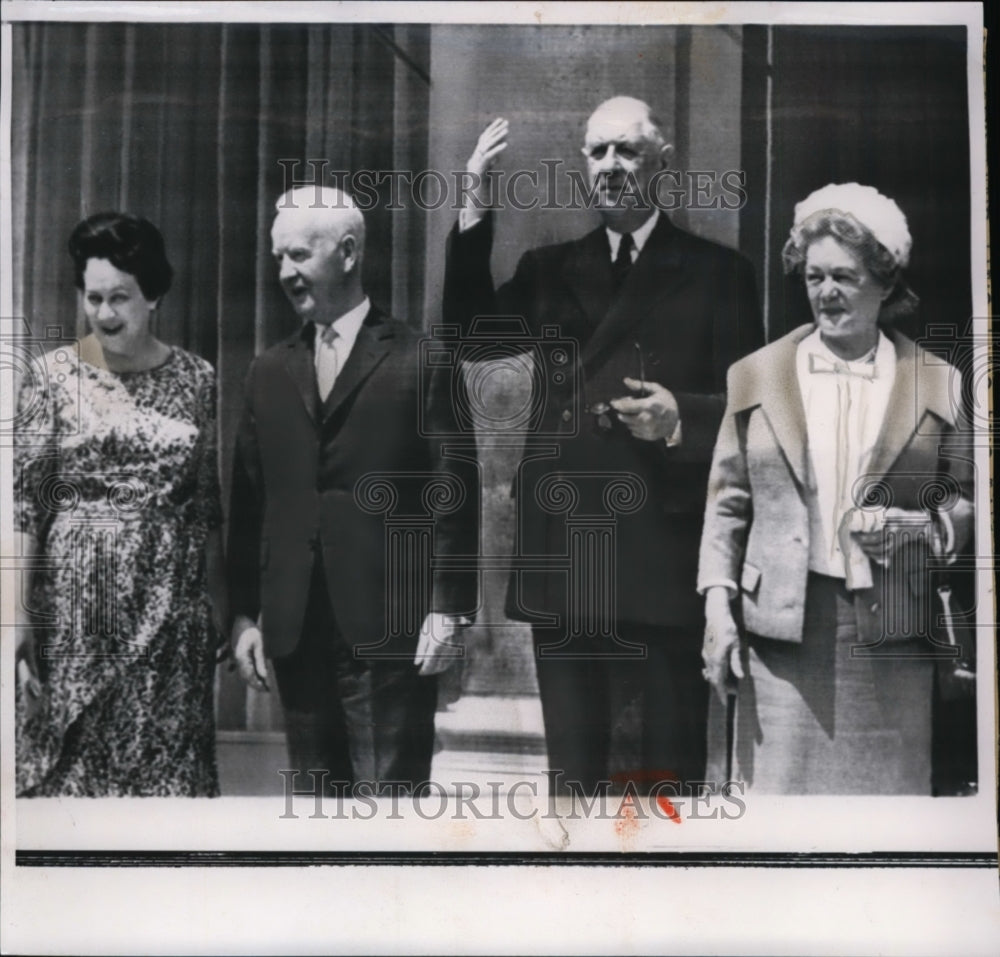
[228,306,479,658]
[444,212,763,629]
[698,324,974,644]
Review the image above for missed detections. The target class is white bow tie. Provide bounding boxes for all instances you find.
[808,351,877,380]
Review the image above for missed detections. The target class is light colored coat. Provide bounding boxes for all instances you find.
[698,323,974,645]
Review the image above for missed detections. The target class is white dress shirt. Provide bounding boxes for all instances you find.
[795,327,896,579]
[606,209,659,261]
[314,296,369,401]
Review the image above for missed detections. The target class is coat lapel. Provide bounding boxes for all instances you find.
[755,327,811,487]
[864,332,954,482]
[560,226,614,333]
[580,213,688,369]
[745,328,953,492]
[321,306,394,421]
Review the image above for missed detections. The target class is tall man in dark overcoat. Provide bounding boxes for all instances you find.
[444,97,764,793]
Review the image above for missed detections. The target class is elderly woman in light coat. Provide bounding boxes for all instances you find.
[698,184,973,794]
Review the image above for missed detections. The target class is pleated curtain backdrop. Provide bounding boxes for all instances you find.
[11,21,431,730]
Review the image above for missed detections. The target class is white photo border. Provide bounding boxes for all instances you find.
[1,2,995,954]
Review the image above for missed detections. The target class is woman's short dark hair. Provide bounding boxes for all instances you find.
[68,212,174,301]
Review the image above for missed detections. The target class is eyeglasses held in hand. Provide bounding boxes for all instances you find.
[585,342,649,431]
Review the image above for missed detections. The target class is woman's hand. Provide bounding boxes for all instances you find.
[702,586,744,702]
[851,507,933,565]
[13,532,43,709]
[205,529,231,663]
[16,622,43,715]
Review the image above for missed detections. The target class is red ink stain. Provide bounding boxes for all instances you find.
[656,794,683,825]
[614,795,641,842]
[607,770,684,825]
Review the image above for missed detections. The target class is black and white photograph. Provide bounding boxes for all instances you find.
[1,1,996,953]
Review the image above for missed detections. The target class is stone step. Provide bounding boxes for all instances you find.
[215,695,549,795]
[434,694,547,756]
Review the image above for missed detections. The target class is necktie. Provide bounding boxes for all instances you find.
[612,232,635,291]
[315,322,340,402]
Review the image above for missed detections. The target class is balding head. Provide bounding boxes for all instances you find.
[581,96,673,232]
[271,187,366,323]
[585,97,667,151]
[273,186,366,253]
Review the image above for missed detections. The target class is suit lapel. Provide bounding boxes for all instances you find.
[580,214,688,369]
[321,307,394,421]
[282,328,320,424]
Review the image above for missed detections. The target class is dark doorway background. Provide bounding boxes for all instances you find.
[741,25,971,345]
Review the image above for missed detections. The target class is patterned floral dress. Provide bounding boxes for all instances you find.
[15,345,222,796]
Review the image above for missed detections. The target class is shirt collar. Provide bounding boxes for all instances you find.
[311,296,370,351]
[799,325,892,373]
[607,209,659,260]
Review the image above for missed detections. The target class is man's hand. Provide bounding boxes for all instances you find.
[702,587,744,703]
[463,118,509,217]
[414,612,469,677]
[610,377,680,441]
[232,616,269,692]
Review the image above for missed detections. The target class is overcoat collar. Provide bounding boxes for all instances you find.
[728,323,957,488]
[568,212,688,369]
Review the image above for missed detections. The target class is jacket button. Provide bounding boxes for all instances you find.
[561,409,573,422]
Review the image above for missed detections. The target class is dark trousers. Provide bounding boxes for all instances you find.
[272,561,437,795]
[533,623,708,796]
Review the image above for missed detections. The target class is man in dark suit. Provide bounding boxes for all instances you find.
[229,187,477,793]
[444,97,764,794]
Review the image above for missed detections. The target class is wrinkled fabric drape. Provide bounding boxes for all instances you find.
[11,22,431,730]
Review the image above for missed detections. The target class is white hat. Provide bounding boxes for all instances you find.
[792,182,912,268]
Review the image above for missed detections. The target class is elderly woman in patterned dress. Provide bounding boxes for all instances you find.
[14,212,227,796]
